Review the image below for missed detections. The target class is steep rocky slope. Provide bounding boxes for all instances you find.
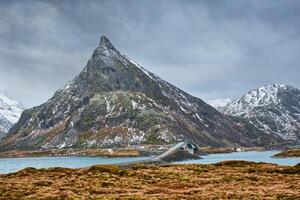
[0,115,10,140]
[0,91,24,140]
[0,36,285,150]
[210,84,300,142]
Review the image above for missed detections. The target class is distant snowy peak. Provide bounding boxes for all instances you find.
[223,84,296,116]
[0,91,24,124]
[239,84,289,106]
[218,84,300,141]
[207,98,232,110]
[0,91,24,139]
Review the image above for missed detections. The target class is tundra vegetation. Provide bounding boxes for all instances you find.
[0,161,299,199]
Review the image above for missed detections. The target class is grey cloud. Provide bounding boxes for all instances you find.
[0,0,300,107]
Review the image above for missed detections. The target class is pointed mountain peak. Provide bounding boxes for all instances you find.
[88,35,121,63]
[99,35,116,50]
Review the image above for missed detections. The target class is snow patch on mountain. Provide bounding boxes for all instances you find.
[0,114,11,137]
[0,91,25,139]
[0,91,24,124]
[207,98,232,110]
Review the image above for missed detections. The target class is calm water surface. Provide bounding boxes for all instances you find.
[0,156,152,174]
[0,151,299,174]
[176,150,300,166]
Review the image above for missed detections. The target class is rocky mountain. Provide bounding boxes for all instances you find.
[0,36,286,151]
[0,91,24,140]
[210,84,300,142]
[0,115,10,140]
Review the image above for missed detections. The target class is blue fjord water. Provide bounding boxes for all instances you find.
[0,151,299,174]
[176,150,300,166]
[0,156,152,174]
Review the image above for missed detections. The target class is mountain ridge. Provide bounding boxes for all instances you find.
[208,84,300,141]
[0,36,286,150]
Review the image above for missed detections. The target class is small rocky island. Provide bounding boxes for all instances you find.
[274,149,300,157]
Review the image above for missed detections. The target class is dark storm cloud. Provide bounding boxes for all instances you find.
[0,0,300,107]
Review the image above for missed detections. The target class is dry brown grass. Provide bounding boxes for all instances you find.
[0,148,141,158]
[199,146,234,154]
[0,161,299,199]
[199,146,266,154]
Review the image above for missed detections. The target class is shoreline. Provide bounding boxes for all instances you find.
[0,148,161,159]
[273,149,300,158]
[0,146,283,159]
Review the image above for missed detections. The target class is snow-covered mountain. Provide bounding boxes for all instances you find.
[0,91,24,139]
[207,98,231,111]
[0,37,286,151]
[210,84,300,141]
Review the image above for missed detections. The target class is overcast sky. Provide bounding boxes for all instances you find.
[1,0,300,108]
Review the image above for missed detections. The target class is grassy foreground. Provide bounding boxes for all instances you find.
[0,161,299,199]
